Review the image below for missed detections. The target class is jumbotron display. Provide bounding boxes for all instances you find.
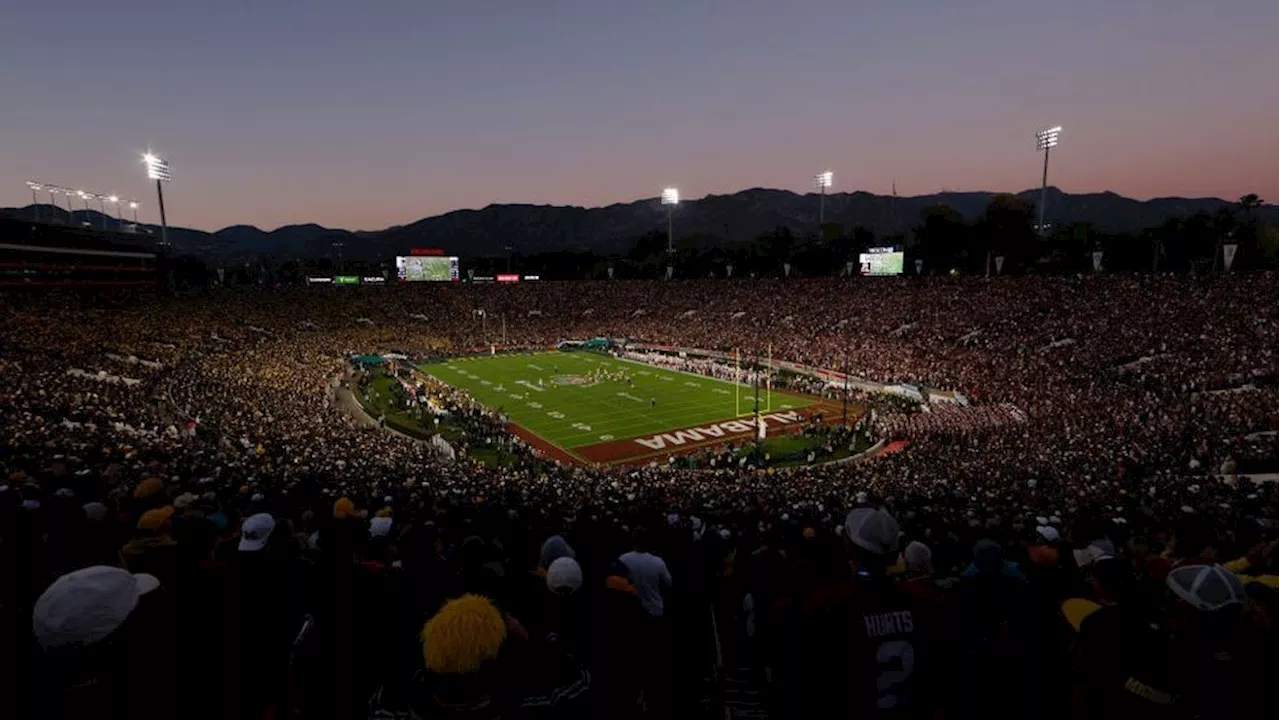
[859,248,904,276]
[396,255,459,282]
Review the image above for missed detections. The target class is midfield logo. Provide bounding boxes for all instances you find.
[632,411,801,450]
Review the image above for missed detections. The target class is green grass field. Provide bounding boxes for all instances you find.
[421,351,818,456]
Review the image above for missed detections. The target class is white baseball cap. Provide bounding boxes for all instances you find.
[369,516,393,538]
[238,512,276,552]
[546,557,583,594]
[33,566,159,649]
[844,508,901,556]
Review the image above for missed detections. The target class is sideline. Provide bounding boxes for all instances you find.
[336,384,439,449]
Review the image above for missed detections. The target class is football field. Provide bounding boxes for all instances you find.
[421,351,823,464]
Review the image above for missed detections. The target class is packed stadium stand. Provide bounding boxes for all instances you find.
[1,274,1276,719]
[0,217,162,289]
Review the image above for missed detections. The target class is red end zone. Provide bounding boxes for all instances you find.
[573,404,844,465]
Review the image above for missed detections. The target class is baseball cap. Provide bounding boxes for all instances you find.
[33,565,159,649]
[1166,564,1245,612]
[1035,526,1061,543]
[238,512,276,552]
[844,508,901,556]
[546,557,583,594]
[369,515,393,538]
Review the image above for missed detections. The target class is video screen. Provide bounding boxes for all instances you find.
[859,251,904,276]
[396,256,459,282]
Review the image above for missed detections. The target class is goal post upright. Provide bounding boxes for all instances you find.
[735,347,741,416]
[766,342,772,412]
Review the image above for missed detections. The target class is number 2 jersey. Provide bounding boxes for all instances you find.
[785,574,944,718]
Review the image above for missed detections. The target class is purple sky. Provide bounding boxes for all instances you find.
[2,0,1276,231]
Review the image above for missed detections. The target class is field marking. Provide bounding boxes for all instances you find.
[419,352,816,450]
[515,380,545,393]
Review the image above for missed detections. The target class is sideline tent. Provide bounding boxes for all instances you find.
[352,355,386,367]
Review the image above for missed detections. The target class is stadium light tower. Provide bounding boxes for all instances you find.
[94,194,109,229]
[142,152,172,249]
[76,190,92,223]
[129,200,140,224]
[25,181,42,222]
[661,187,680,254]
[814,170,833,231]
[1034,126,1062,238]
[106,195,120,229]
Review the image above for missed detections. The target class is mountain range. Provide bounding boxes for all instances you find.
[6,187,1274,263]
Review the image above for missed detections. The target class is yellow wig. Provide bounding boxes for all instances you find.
[421,594,507,674]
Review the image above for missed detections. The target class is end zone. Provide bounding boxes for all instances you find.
[574,408,824,465]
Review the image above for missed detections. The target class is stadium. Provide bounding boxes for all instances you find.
[4,5,1278,718]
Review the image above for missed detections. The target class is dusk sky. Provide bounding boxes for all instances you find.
[2,1,1276,232]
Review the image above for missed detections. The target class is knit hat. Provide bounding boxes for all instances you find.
[32,566,159,649]
[333,497,356,519]
[421,594,506,674]
[172,492,198,510]
[844,508,900,556]
[546,557,583,594]
[133,476,164,500]
[1166,564,1245,612]
[136,506,175,531]
[538,534,576,569]
[904,541,933,574]
[238,512,276,552]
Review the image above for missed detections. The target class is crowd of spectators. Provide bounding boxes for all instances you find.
[1,273,1276,719]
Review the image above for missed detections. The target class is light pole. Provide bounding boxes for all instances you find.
[77,191,92,224]
[661,187,679,279]
[661,187,679,252]
[107,195,120,229]
[142,152,172,249]
[129,200,139,225]
[1034,126,1061,239]
[95,194,108,229]
[25,181,42,222]
[814,170,833,235]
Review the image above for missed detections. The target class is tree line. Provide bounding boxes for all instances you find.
[203,193,1274,286]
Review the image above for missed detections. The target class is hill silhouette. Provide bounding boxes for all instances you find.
[5,187,1273,263]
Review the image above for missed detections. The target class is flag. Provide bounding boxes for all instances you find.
[1223,244,1238,271]
[757,414,767,441]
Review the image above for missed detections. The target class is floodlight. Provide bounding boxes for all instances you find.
[661,187,679,205]
[143,152,172,182]
[1035,126,1062,151]
[141,151,172,247]
[814,171,833,189]
[1034,126,1063,239]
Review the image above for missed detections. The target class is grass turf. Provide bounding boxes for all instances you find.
[421,351,818,456]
